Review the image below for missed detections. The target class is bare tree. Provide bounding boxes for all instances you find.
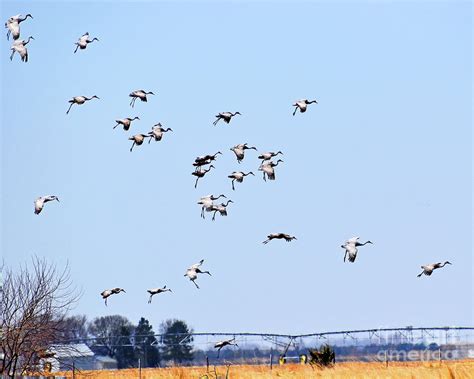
[1,257,80,377]
[57,315,89,342]
[88,315,135,367]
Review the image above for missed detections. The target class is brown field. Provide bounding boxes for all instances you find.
[53,360,474,379]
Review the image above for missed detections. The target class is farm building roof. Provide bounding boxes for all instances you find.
[48,343,94,358]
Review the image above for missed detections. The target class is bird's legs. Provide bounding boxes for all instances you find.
[262,172,267,182]
[148,294,153,304]
[6,30,11,40]
[343,251,347,262]
[292,107,298,116]
[192,280,200,289]
[417,271,424,278]
[74,44,79,53]
[212,211,218,221]
[66,103,74,114]
[262,239,270,244]
[104,298,108,306]
[130,142,136,152]
[194,177,200,188]
[217,347,222,359]
[130,97,136,107]
[9,49,15,61]
[231,180,235,191]
[213,117,220,126]
[113,123,120,129]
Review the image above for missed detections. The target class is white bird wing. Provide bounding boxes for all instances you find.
[200,198,213,208]
[189,260,203,270]
[7,22,19,35]
[346,236,359,245]
[262,165,274,175]
[345,244,357,254]
[34,197,43,211]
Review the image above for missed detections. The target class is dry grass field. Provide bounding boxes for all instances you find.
[54,360,474,379]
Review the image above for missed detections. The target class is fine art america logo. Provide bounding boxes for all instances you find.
[376,349,459,361]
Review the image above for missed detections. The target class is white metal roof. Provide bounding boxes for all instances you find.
[48,343,94,358]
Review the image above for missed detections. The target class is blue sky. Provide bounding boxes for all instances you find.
[1,1,472,335]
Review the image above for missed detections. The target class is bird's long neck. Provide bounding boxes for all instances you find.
[24,37,33,45]
[359,241,371,246]
[439,262,449,268]
[224,200,231,206]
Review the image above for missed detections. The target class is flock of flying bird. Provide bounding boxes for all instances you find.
[8,11,453,356]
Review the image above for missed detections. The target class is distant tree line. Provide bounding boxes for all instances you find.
[61,312,445,367]
[60,315,194,368]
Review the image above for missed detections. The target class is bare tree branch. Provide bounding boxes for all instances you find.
[1,257,81,377]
